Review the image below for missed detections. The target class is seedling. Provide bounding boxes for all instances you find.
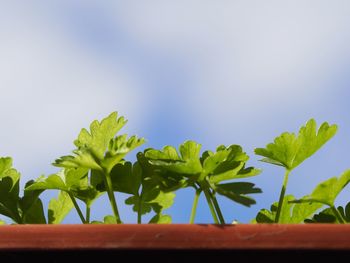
[0,112,349,225]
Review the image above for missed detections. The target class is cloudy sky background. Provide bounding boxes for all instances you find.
[1,1,350,223]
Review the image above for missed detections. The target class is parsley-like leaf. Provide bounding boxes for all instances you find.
[291,170,350,207]
[255,119,337,170]
[254,195,323,223]
[48,191,74,224]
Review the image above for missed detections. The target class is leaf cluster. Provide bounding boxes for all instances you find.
[0,113,349,225]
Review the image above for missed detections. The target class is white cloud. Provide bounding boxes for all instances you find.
[113,0,350,134]
[0,3,146,178]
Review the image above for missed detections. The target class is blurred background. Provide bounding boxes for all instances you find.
[1,1,350,223]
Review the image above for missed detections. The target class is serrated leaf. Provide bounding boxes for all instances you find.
[255,195,323,223]
[74,112,127,160]
[146,142,261,212]
[25,174,67,191]
[291,170,350,206]
[305,207,338,223]
[215,182,261,207]
[48,191,74,224]
[205,145,261,184]
[145,141,202,175]
[54,150,102,171]
[307,202,350,223]
[255,119,337,170]
[102,135,145,172]
[125,196,152,214]
[54,112,144,173]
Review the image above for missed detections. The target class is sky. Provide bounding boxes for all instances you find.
[1,1,350,223]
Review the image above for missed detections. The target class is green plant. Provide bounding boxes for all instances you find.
[0,112,349,225]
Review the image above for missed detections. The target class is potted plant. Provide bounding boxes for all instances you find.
[1,112,350,261]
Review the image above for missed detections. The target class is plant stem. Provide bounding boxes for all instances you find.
[68,192,86,224]
[210,191,226,224]
[103,170,122,224]
[189,189,201,224]
[203,189,219,224]
[86,205,91,224]
[331,206,346,224]
[137,194,142,224]
[275,169,291,223]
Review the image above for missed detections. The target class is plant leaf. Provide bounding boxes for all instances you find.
[146,142,261,209]
[20,180,46,224]
[306,202,350,223]
[255,119,337,170]
[53,112,145,173]
[149,214,172,224]
[0,157,21,223]
[255,195,323,223]
[109,161,142,195]
[48,191,74,224]
[73,112,127,160]
[25,174,67,191]
[290,170,350,206]
[145,141,202,175]
[214,182,261,207]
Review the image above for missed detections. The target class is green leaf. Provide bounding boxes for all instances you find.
[149,214,172,224]
[0,157,21,223]
[291,170,350,206]
[145,141,202,175]
[54,112,145,173]
[102,135,145,172]
[20,181,46,224]
[150,191,175,211]
[339,202,350,222]
[25,174,67,191]
[22,198,46,224]
[305,207,338,223]
[103,215,118,224]
[48,191,74,224]
[146,142,261,212]
[74,112,127,160]
[26,168,102,207]
[206,145,261,184]
[255,195,323,223]
[307,202,350,223]
[215,182,261,207]
[123,154,176,220]
[125,196,152,215]
[109,161,142,195]
[255,119,337,170]
[54,150,102,171]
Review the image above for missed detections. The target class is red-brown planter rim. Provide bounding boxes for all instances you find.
[0,224,349,251]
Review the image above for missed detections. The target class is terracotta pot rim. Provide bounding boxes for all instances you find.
[0,224,348,251]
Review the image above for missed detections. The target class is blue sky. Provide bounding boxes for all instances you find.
[1,1,350,223]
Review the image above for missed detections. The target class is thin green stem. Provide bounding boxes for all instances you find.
[68,192,86,224]
[103,170,122,224]
[203,189,219,224]
[189,189,201,224]
[86,205,91,224]
[137,194,142,224]
[331,206,346,224]
[210,191,226,224]
[275,169,291,223]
